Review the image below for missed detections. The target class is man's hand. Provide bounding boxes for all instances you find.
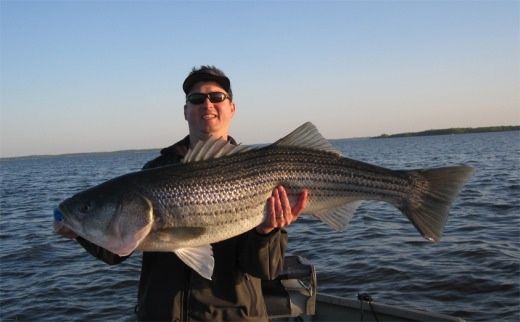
[54,222,78,240]
[255,186,309,235]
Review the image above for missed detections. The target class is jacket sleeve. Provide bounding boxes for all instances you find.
[238,228,288,280]
[76,237,130,265]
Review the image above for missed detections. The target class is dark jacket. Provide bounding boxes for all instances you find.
[77,135,287,321]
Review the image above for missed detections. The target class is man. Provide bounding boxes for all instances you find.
[56,65,308,321]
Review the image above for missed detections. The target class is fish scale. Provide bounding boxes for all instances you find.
[143,147,423,233]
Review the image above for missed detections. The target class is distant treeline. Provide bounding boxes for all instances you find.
[373,126,520,139]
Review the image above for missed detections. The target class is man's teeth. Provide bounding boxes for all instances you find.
[203,115,216,120]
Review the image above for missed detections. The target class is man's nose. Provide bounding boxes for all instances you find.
[201,97,214,108]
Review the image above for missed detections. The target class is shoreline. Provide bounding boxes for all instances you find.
[372,125,519,139]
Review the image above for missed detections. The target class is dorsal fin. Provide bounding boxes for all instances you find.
[182,137,252,163]
[273,122,341,156]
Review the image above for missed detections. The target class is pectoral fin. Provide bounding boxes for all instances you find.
[151,227,207,243]
[174,245,215,280]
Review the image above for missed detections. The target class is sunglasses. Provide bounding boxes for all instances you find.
[186,92,230,105]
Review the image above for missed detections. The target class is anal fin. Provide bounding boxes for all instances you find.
[313,201,362,231]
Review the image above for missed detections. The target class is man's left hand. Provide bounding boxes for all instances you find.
[255,186,309,235]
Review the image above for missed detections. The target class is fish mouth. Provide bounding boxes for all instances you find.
[57,203,79,232]
[57,203,69,218]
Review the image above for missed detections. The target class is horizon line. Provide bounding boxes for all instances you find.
[2,124,518,160]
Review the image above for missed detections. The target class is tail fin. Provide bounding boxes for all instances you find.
[400,166,474,242]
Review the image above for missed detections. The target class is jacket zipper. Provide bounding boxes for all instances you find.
[183,268,192,322]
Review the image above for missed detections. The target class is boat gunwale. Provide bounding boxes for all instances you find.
[315,293,465,322]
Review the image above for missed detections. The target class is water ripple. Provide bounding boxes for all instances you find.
[1,133,519,321]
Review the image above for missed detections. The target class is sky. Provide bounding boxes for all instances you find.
[0,1,519,158]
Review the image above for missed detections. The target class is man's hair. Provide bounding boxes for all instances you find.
[182,65,232,99]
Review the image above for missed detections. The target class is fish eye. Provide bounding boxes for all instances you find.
[80,202,92,213]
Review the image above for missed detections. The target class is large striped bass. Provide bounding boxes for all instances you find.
[57,122,473,279]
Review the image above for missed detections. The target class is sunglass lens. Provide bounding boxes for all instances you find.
[208,93,226,103]
[188,93,205,104]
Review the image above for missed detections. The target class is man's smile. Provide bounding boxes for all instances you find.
[202,114,217,120]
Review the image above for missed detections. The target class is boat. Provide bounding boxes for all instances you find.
[264,255,465,322]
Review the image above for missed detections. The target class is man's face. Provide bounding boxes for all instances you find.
[184,81,235,141]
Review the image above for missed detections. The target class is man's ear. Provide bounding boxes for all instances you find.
[184,104,188,120]
[231,102,236,115]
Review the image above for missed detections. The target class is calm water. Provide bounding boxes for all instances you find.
[1,132,519,321]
